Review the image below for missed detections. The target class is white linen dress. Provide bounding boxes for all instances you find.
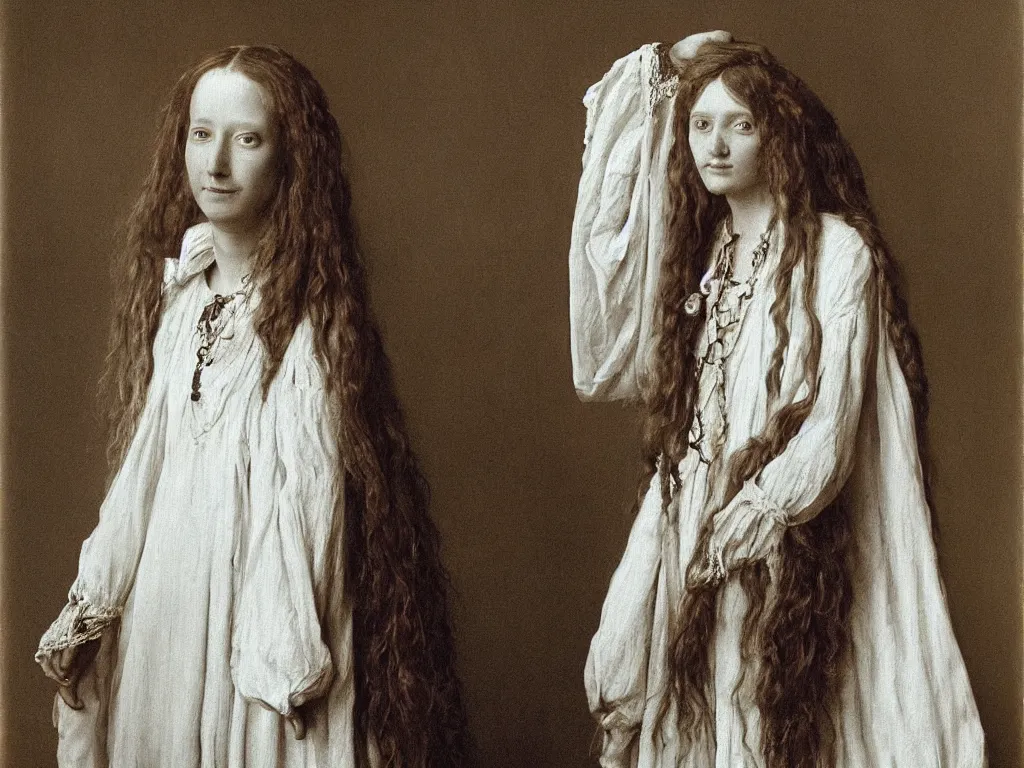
[37,222,365,768]
[571,44,987,768]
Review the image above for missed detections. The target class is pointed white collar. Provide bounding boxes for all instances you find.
[173,221,216,285]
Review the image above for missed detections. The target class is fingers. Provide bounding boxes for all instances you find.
[39,643,96,711]
[39,646,76,684]
[50,660,83,711]
[287,711,307,741]
[709,501,747,566]
[254,699,306,739]
[709,498,783,574]
[725,515,784,572]
[670,30,734,66]
[600,725,637,767]
[56,675,83,710]
[38,654,62,684]
[60,646,78,677]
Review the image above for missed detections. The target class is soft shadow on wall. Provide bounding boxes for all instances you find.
[1,1,1021,766]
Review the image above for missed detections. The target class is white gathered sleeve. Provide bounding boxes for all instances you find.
[231,329,340,716]
[569,44,677,402]
[753,229,874,524]
[585,474,664,733]
[703,232,875,591]
[37,345,171,657]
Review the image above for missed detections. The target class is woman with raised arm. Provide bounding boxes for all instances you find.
[34,45,467,768]
[571,32,985,768]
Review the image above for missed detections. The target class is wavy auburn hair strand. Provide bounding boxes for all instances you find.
[101,45,469,768]
[643,41,932,768]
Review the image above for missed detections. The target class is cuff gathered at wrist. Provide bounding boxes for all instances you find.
[35,596,121,658]
[644,43,680,115]
[595,709,641,768]
[739,477,789,527]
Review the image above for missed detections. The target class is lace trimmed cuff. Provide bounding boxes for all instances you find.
[595,709,641,768]
[35,597,121,658]
[738,477,789,526]
[705,479,789,582]
[645,43,679,115]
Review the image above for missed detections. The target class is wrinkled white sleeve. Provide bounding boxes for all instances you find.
[231,329,341,715]
[37,305,172,658]
[756,228,875,521]
[569,43,678,402]
[713,228,876,553]
[584,474,664,762]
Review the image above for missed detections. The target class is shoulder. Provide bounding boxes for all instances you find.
[818,214,873,280]
[163,222,216,294]
[816,214,875,313]
[819,214,869,260]
[277,320,327,393]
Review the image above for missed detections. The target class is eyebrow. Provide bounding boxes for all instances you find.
[188,117,267,131]
[689,110,754,120]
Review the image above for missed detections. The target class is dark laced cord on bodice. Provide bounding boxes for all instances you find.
[190,277,251,403]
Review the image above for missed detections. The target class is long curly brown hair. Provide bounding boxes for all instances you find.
[642,41,933,767]
[100,45,468,768]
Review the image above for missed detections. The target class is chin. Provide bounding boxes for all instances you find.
[700,181,730,196]
[700,179,758,199]
[199,204,240,221]
[696,174,724,195]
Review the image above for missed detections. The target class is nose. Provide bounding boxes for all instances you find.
[207,134,230,178]
[711,128,729,158]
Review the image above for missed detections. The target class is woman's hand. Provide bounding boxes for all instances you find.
[38,639,100,710]
[695,487,787,584]
[599,728,634,768]
[598,714,637,768]
[669,30,733,67]
[286,709,307,740]
[257,700,308,740]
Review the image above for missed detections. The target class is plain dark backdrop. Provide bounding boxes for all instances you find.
[2,1,1021,766]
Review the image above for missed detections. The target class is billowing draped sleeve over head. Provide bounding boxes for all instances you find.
[569,43,679,402]
[231,321,343,716]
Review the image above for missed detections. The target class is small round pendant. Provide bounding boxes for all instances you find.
[684,292,703,316]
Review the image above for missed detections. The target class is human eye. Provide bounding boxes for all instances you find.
[237,133,262,148]
[734,119,755,133]
[691,117,711,132]
[190,127,210,141]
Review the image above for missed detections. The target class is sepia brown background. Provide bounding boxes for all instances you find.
[2,1,1021,766]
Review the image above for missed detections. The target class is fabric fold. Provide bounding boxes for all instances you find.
[575,44,986,768]
[36,332,172,665]
[756,227,874,526]
[38,223,360,766]
[36,598,122,656]
[231,321,339,716]
[570,43,679,401]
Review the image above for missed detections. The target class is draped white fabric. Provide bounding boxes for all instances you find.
[37,223,363,767]
[572,44,987,768]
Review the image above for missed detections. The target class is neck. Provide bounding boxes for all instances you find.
[726,185,775,239]
[207,225,258,294]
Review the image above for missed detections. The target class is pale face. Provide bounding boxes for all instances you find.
[688,77,765,200]
[185,69,278,237]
